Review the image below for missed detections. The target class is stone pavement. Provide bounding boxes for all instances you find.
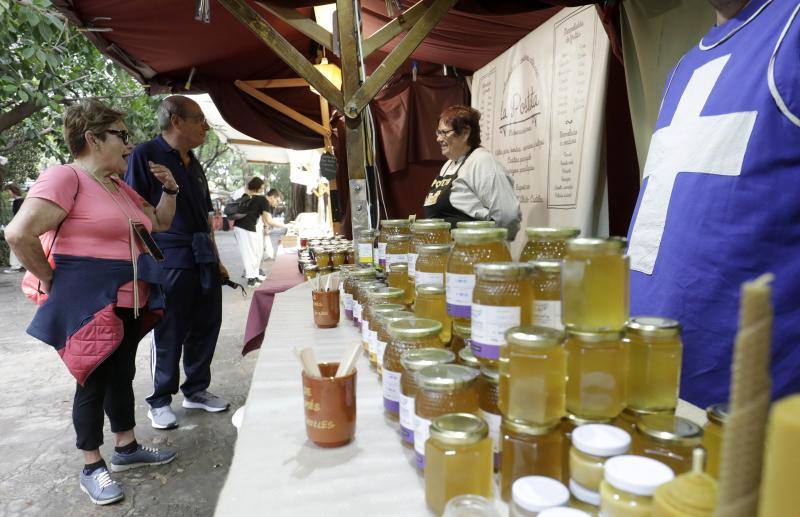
[0,231,263,517]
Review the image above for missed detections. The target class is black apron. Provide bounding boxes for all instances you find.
[423,148,478,228]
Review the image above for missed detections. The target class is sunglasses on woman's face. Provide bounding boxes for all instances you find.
[105,129,131,145]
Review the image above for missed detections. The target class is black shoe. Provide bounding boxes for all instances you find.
[247,278,257,287]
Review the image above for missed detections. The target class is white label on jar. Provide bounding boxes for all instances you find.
[480,409,502,456]
[414,415,432,466]
[378,242,387,263]
[446,272,475,318]
[534,300,563,329]
[399,394,416,443]
[376,338,388,369]
[358,243,372,264]
[368,329,378,358]
[373,247,380,267]
[343,292,353,311]
[385,253,408,267]
[415,270,444,288]
[408,253,418,277]
[471,304,520,360]
[361,319,371,345]
[353,301,362,323]
[382,370,401,412]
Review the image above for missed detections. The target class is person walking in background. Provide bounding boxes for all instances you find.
[125,95,230,431]
[5,98,178,505]
[233,177,270,286]
[264,188,288,260]
[3,183,25,273]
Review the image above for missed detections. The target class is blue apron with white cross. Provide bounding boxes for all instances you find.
[627,0,800,408]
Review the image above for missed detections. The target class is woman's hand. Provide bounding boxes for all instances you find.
[149,161,178,191]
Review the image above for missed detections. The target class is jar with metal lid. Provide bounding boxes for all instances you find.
[315,247,333,269]
[364,286,405,353]
[415,284,451,345]
[410,220,451,277]
[375,310,416,376]
[500,418,564,501]
[385,234,411,269]
[344,269,376,321]
[569,424,632,492]
[331,248,347,269]
[510,476,570,516]
[387,263,414,305]
[702,403,727,479]
[633,414,702,474]
[458,344,480,369]
[425,413,493,515]
[357,229,376,265]
[378,219,412,267]
[562,238,629,331]
[414,364,480,469]
[356,282,386,338]
[384,317,444,420]
[500,326,566,426]
[519,227,581,262]
[477,365,502,471]
[399,348,455,446]
[624,317,682,414]
[530,260,564,330]
[368,304,406,368]
[471,262,534,365]
[447,228,512,324]
[566,330,628,420]
[451,319,472,358]
[415,243,451,288]
[599,455,674,517]
[346,246,355,264]
[304,264,319,280]
[353,279,383,329]
[457,220,496,229]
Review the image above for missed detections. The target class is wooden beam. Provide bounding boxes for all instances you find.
[346,0,457,116]
[235,80,331,138]
[361,0,430,58]
[242,78,309,89]
[255,2,334,52]
[227,138,276,147]
[218,0,343,111]
[319,95,333,151]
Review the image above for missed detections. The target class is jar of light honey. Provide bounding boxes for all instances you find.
[500,326,566,426]
[530,260,563,330]
[346,246,355,264]
[357,229,376,265]
[364,287,405,340]
[425,413,493,515]
[447,228,511,324]
[384,317,443,419]
[331,248,347,269]
[399,348,455,447]
[458,344,481,370]
[457,220,496,229]
[511,476,570,516]
[415,364,480,469]
[415,285,451,345]
[565,330,628,421]
[415,243,451,288]
[471,262,533,366]
[353,278,383,329]
[633,414,702,475]
[314,247,331,268]
[477,365,502,471]
[410,220,451,280]
[344,269,376,321]
[702,403,727,479]
[385,234,411,269]
[358,283,387,342]
[451,320,472,358]
[304,264,319,280]
[378,219,412,268]
[562,238,629,331]
[519,227,581,262]
[624,317,682,414]
[599,455,674,517]
[387,263,414,305]
[367,303,405,368]
[500,418,563,501]
[569,424,632,492]
[375,310,415,377]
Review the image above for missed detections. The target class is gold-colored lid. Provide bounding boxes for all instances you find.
[430,413,488,446]
[304,265,319,271]
[417,243,452,255]
[417,364,479,391]
[388,317,443,339]
[388,263,408,273]
[416,284,445,296]
[475,262,533,280]
[368,287,405,302]
[313,247,329,253]
[636,414,703,446]
[457,346,480,368]
[387,234,412,242]
[626,316,682,338]
[377,310,415,325]
[380,219,411,228]
[706,403,728,425]
[451,228,507,244]
[566,329,625,342]
[456,220,496,229]
[565,413,615,428]
[400,348,455,372]
[358,229,377,238]
[525,227,581,239]
[412,221,451,233]
[502,417,560,436]
[566,236,627,253]
[350,269,377,279]
[480,365,499,383]
[452,320,471,338]
[529,260,562,274]
[371,304,405,317]
[506,326,565,349]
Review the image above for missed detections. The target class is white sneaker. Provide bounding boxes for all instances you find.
[148,405,178,429]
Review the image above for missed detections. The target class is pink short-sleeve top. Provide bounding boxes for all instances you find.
[27,164,154,307]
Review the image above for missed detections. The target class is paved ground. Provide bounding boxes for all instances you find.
[0,231,262,516]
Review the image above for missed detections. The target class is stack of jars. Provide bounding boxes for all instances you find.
[377,219,412,268]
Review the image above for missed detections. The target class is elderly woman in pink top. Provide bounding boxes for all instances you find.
[6,98,179,505]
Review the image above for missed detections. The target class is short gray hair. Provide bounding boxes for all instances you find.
[157,95,193,131]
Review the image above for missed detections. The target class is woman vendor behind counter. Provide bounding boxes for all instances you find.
[424,105,521,239]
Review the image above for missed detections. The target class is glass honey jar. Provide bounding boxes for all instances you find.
[500,418,564,501]
[385,234,411,269]
[357,283,387,341]
[415,285,451,345]
[415,243,451,288]
[314,247,331,268]
[633,414,702,475]
[471,262,534,366]
[304,264,319,280]
[458,344,481,370]
[702,403,727,479]
[565,330,628,421]
[375,310,416,377]
[519,227,581,262]
[384,317,444,420]
[425,413,493,516]
[451,320,472,358]
[331,248,347,269]
[530,260,563,330]
[624,317,682,414]
[399,348,455,447]
[378,219,412,268]
[599,455,674,517]
[346,246,355,265]
[344,269,376,321]
[477,365,502,471]
[569,424,632,492]
[447,228,512,324]
[410,220,452,280]
[366,302,406,367]
[562,238,629,331]
[415,364,480,469]
[500,326,566,427]
[457,220,496,229]
[357,229,376,265]
[387,263,414,305]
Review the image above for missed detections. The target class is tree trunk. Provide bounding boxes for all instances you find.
[0,101,44,135]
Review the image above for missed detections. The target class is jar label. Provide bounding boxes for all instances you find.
[386,253,408,268]
[446,273,476,318]
[382,370,401,413]
[367,329,378,358]
[414,415,432,469]
[471,304,521,359]
[373,247,380,268]
[376,338,388,368]
[358,243,373,264]
[378,242,387,267]
[480,408,502,468]
[416,270,444,288]
[361,318,371,344]
[408,252,418,277]
[534,300,563,329]
[399,394,416,444]
[343,292,353,311]
[353,301,362,323]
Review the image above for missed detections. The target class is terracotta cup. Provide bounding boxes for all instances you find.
[301,362,357,447]
[312,289,340,328]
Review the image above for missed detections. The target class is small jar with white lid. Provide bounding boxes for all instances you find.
[568,478,600,516]
[538,508,592,517]
[511,476,570,516]
[599,455,674,517]
[569,424,631,491]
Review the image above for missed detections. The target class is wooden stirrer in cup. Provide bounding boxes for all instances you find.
[335,341,361,377]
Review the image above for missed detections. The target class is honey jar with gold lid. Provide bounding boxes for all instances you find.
[387,263,414,305]
[701,403,727,479]
[519,226,581,262]
[415,243,451,289]
[500,418,564,501]
[477,365,502,471]
[624,317,682,414]
[415,284,451,345]
[375,310,415,376]
[565,330,628,421]
[457,344,480,369]
[410,220,451,280]
[385,234,411,269]
[451,319,472,358]
[377,219,412,267]
[633,414,702,475]
[530,260,563,330]
[366,303,405,367]
[399,348,455,447]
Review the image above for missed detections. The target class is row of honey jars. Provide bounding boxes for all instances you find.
[344,270,377,321]
[399,348,455,447]
[353,280,385,330]
[377,219,411,267]
[361,287,405,354]
[367,303,405,367]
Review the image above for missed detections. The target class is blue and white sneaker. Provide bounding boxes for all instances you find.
[79,466,124,505]
[109,444,177,472]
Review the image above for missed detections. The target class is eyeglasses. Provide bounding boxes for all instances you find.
[182,113,207,125]
[105,129,131,145]
[435,129,455,138]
